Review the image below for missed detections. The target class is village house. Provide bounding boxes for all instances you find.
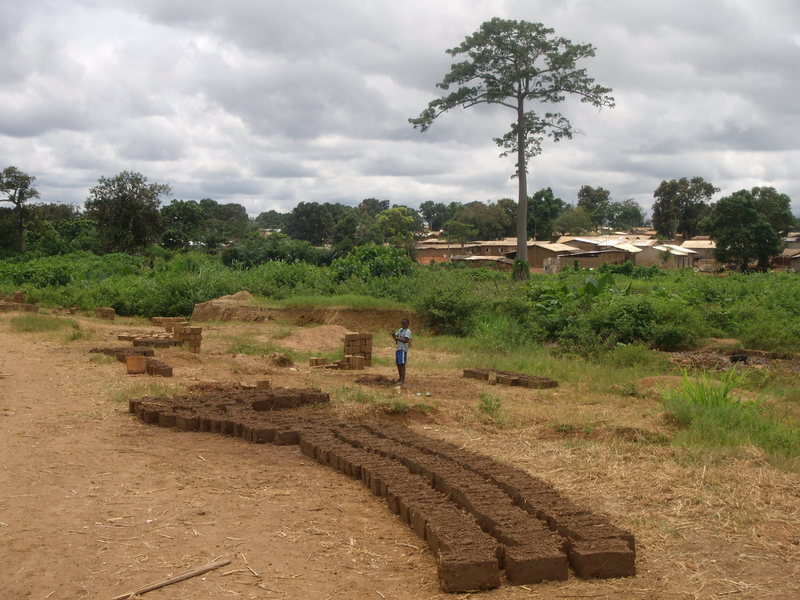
[681,238,718,271]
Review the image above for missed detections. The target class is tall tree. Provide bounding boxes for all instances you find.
[0,166,40,253]
[527,188,566,240]
[576,185,610,229]
[85,172,168,253]
[410,18,613,278]
[706,190,782,272]
[652,177,718,239]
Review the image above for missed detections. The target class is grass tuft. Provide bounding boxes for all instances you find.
[662,370,800,459]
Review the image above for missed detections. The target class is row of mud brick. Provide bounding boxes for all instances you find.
[463,368,559,389]
[130,395,634,592]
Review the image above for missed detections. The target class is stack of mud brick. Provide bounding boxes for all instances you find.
[172,324,203,353]
[96,307,116,320]
[344,332,372,367]
[152,316,187,332]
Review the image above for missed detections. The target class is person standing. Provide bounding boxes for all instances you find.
[391,318,412,385]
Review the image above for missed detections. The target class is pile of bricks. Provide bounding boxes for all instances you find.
[132,334,182,348]
[344,333,373,366]
[151,316,188,332]
[173,324,203,352]
[309,332,374,370]
[96,307,116,320]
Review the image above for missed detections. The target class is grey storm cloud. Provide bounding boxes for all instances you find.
[0,0,798,216]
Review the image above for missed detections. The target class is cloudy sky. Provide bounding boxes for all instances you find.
[2,0,799,217]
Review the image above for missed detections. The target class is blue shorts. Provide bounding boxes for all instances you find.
[395,350,408,365]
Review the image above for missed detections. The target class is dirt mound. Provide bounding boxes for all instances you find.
[278,324,352,352]
[130,394,636,592]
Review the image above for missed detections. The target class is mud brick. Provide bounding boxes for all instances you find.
[503,543,569,584]
[157,412,177,428]
[199,417,214,432]
[344,333,362,342]
[175,414,199,431]
[495,374,520,386]
[140,408,160,424]
[251,427,277,444]
[463,368,490,380]
[351,355,365,370]
[273,430,299,445]
[152,365,173,377]
[309,357,328,367]
[437,551,501,593]
[128,398,142,413]
[567,539,636,578]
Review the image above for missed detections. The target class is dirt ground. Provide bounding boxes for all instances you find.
[1,312,799,599]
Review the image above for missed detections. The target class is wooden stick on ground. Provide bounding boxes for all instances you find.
[111,558,231,600]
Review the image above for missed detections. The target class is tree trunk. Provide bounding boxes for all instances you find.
[15,203,25,253]
[514,97,529,280]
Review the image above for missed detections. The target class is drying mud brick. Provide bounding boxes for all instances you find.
[362,423,635,578]
[463,368,558,389]
[129,390,634,591]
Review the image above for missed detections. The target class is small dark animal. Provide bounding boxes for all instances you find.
[729,354,748,364]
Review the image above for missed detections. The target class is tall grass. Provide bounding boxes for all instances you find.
[662,371,800,459]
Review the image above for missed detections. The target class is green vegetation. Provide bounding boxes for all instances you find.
[4,252,800,359]
[663,372,800,460]
[477,393,506,424]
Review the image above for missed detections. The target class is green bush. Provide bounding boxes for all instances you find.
[330,244,413,281]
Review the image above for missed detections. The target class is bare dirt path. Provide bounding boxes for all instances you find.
[1,313,798,600]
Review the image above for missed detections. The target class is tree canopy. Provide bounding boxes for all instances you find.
[411,17,614,277]
[1,166,41,252]
[706,190,782,271]
[652,177,718,239]
[85,171,170,253]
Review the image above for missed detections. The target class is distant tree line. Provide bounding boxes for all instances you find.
[1,167,797,271]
